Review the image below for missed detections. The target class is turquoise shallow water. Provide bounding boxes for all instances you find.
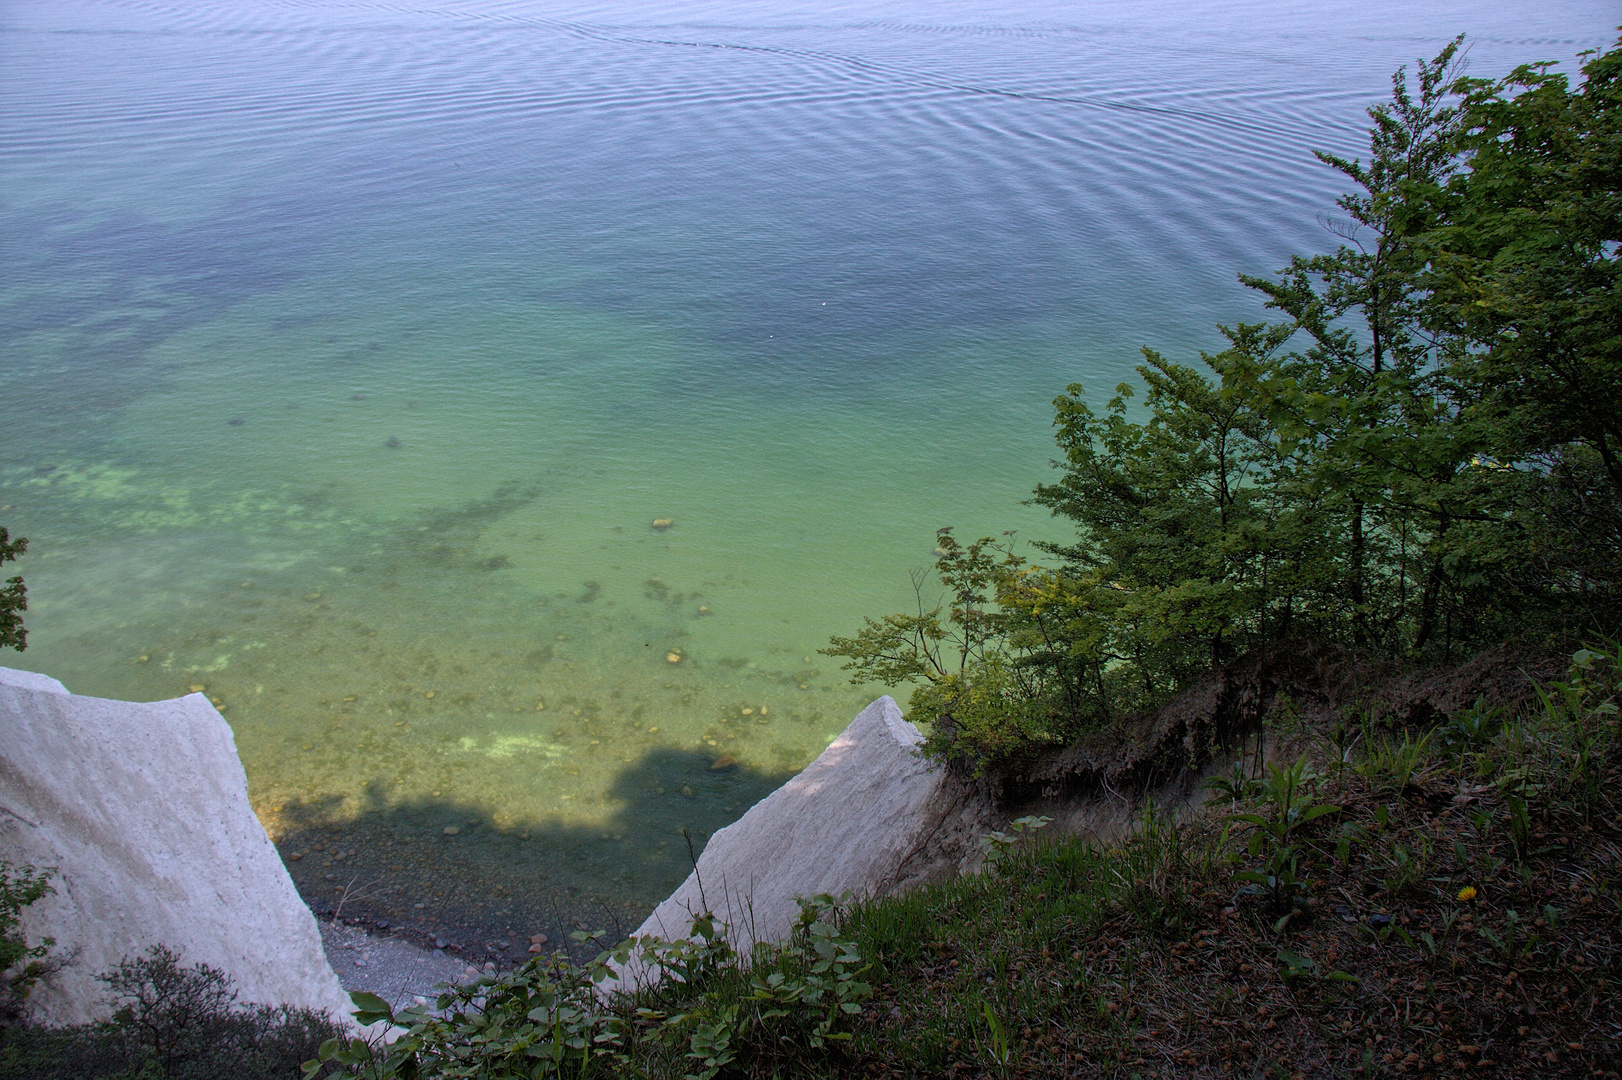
[2,0,1615,953]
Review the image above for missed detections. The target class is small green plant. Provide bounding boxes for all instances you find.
[1381,837,1431,898]
[1504,792,1533,860]
[1231,760,1340,930]
[633,911,737,990]
[1436,700,1504,755]
[1276,947,1316,988]
[1478,909,1539,964]
[1357,727,1435,800]
[1332,819,1366,867]
[1324,719,1360,783]
[310,941,632,1080]
[978,815,1053,871]
[667,891,874,1070]
[1203,762,1263,807]
[979,1000,1011,1073]
[1482,645,1622,826]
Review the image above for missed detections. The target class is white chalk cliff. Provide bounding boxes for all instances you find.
[613,696,989,988]
[0,668,354,1027]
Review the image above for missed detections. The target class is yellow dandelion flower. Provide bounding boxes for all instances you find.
[1457,886,1477,902]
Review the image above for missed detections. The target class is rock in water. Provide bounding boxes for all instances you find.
[0,667,359,1030]
[650,518,674,531]
[607,697,991,992]
[708,754,738,771]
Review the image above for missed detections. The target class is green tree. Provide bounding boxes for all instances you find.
[1220,35,1622,652]
[1418,40,1622,638]
[1223,38,1493,656]
[821,531,1074,772]
[1431,42,1622,489]
[0,528,23,652]
[1032,329,1330,697]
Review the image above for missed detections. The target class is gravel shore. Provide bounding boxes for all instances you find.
[318,918,475,1012]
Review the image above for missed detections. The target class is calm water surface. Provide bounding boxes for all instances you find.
[2,0,1613,953]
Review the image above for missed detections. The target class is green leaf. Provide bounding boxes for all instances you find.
[1293,803,1341,825]
[349,990,395,1027]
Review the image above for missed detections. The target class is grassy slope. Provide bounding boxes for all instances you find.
[830,648,1621,1079]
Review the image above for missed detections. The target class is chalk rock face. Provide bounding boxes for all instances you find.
[614,696,987,988]
[0,668,354,1028]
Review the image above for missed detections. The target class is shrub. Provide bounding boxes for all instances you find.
[0,945,346,1080]
[308,895,873,1080]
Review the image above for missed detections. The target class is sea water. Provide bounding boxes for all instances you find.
[2,0,1612,954]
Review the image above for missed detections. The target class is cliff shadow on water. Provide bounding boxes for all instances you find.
[265,748,796,968]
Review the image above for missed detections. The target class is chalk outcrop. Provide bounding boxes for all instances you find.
[614,696,990,988]
[0,668,354,1027]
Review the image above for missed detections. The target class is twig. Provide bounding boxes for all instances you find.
[682,827,709,913]
[333,874,380,919]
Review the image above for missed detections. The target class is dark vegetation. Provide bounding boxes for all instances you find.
[0,943,345,1079]
[0,862,56,1025]
[2,32,1617,1080]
